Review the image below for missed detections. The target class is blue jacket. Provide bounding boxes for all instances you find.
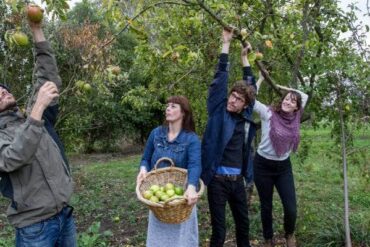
[201,54,256,185]
[140,126,202,186]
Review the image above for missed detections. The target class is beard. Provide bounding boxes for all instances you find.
[0,100,17,113]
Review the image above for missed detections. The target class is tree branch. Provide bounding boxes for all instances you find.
[255,61,281,95]
[102,1,190,48]
[307,0,324,107]
[266,2,306,86]
[292,1,310,87]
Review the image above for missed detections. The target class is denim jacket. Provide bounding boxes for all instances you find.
[201,54,256,185]
[140,126,202,186]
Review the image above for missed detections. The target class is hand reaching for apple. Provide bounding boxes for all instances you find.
[241,41,252,56]
[184,185,198,205]
[222,28,234,44]
[26,4,46,42]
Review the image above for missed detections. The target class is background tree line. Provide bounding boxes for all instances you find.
[1,0,369,154]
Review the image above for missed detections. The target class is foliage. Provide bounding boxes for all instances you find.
[1,0,369,152]
[78,222,113,247]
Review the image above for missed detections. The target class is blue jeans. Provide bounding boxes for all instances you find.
[254,153,297,240]
[16,206,77,247]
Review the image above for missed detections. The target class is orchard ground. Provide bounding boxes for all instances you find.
[0,127,369,247]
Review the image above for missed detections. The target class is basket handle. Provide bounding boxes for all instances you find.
[153,157,175,170]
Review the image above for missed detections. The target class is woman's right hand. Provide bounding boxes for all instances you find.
[136,167,147,184]
[241,41,252,57]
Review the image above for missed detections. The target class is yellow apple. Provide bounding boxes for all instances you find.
[240,28,248,38]
[143,190,153,200]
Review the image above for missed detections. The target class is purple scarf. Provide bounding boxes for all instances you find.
[269,107,302,157]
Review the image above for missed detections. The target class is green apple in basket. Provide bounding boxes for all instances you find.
[149,196,159,203]
[150,184,160,192]
[166,189,175,197]
[174,186,184,196]
[143,190,153,200]
[165,182,175,191]
[155,190,164,198]
[160,194,170,201]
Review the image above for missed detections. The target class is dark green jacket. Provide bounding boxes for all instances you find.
[0,41,73,228]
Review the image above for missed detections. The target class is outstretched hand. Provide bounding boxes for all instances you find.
[28,20,42,31]
[26,5,45,42]
[222,28,234,44]
[241,41,252,56]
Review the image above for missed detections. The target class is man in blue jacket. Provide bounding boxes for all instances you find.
[201,28,256,247]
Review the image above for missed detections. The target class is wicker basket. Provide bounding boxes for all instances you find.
[136,157,204,224]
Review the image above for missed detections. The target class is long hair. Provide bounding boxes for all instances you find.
[165,95,195,132]
[272,91,302,113]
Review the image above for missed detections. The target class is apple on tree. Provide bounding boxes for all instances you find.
[12,31,29,46]
[255,52,264,60]
[83,83,92,93]
[26,4,44,23]
[265,40,273,49]
[240,28,248,38]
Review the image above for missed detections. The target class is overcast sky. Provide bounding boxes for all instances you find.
[35,0,369,43]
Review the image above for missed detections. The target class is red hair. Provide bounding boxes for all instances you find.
[166,95,195,132]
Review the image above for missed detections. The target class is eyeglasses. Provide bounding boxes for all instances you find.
[229,92,245,103]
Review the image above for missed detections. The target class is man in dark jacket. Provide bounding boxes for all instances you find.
[0,12,76,247]
[201,28,256,247]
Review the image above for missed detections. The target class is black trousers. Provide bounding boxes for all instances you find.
[254,153,297,240]
[207,176,251,247]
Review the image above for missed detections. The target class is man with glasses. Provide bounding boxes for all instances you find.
[0,9,76,246]
[201,28,256,247]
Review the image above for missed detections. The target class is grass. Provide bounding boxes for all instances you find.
[0,128,369,247]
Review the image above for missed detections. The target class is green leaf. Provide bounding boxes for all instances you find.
[162,50,172,58]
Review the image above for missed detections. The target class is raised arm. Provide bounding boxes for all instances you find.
[256,71,264,93]
[207,29,233,115]
[241,43,256,89]
[277,84,309,108]
[30,22,61,91]
[26,16,62,115]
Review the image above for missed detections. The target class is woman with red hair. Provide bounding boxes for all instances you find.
[137,95,201,247]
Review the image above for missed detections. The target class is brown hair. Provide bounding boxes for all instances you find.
[229,80,256,106]
[272,91,302,113]
[166,95,195,132]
